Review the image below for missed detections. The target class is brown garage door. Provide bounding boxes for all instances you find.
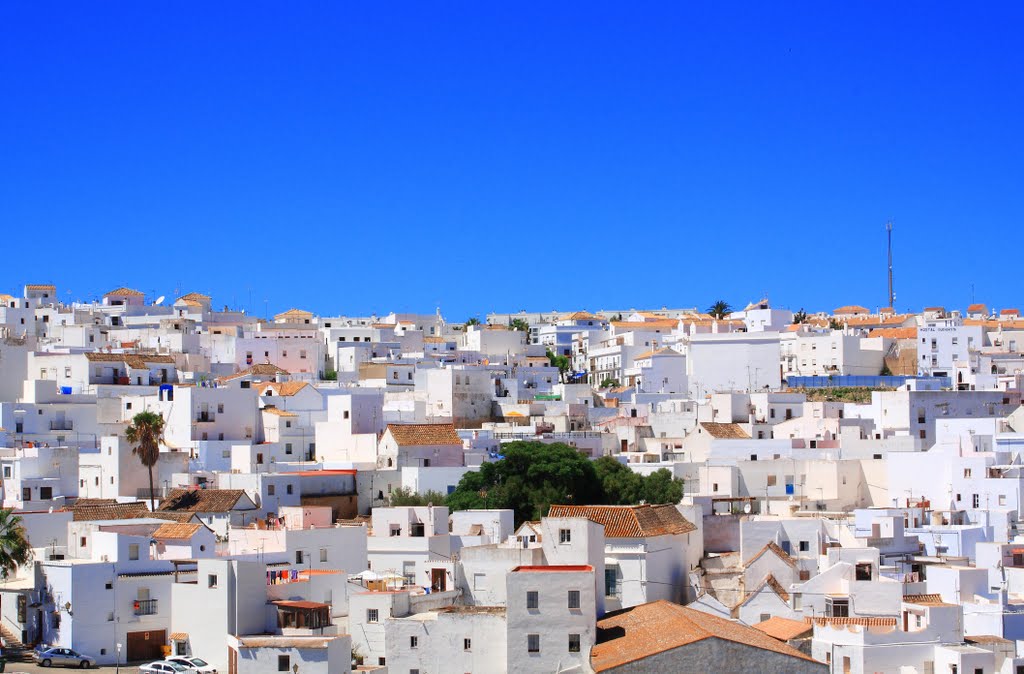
[127,629,166,662]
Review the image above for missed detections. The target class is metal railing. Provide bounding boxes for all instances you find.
[134,599,158,616]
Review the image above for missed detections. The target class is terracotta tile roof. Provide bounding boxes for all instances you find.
[745,541,798,569]
[591,600,817,671]
[566,311,599,320]
[385,423,462,446]
[254,381,309,397]
[25,284,56,291]
[273,600,330,609]
[546,504,696,538]
[262,407,298,418]
[105,287,145,297]
[633,347,683,361]
[868,327,917,339]
[844,314,911,327]
[236,636,334,649]
[611,320,678,330]
[965,634,1013,644]
[805,616,897,627]
[833,305,870,315]
[753,615,812,641]
[219,363,290,382]
[153,522,204,540]
[71,501,151,521]
[967,304,988,314]
[176,292,210,301]
[274,308,314,320]
[699,422,750,439]
[924,306,946,313]
[1001,308,1020,316]
[902,593,955,606]
[159,488,250,513]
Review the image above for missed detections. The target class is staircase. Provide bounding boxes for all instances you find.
[0,623,35,662]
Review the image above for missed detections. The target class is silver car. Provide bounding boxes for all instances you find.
[34,647,95,668]
[166,656,217,673]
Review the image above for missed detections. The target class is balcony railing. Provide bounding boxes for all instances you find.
[134,599,158,616]
[49,421,74,431]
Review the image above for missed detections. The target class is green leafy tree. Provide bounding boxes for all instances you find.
[389,487,449,507]
[599,377,620,389]
[446,442,604,524]
[0,509,31,579]
[321,369,338,381]
[829,317,845,330]
[641,468,684,504]
[125,410,165,511]
[706,300,733,319]
[508,318,530,332]
[546,349,572,383]
[792,308,808,324]
[465,317,481,326]
[593,457,643,505]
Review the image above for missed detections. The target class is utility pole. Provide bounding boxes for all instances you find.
[887,221,895,309]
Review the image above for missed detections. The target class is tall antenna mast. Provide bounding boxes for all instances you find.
[886,221,894,309]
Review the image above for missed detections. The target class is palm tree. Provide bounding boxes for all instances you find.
[0,509,32,579]
[706,300,732,319]
[125,410,165,511]
[465,317,481,326]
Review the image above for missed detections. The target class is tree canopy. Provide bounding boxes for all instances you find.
[0,509,31,579]
[125,410,165,511]
[706,300,733,319]
[445,442,684,525]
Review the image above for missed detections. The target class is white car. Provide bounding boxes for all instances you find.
[166,656,217,673]
[137,662,190,674]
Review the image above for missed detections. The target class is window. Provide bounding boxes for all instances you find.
[799,540,810,552]
[1000,495,1007,506]
[277,655,290,672]
[559,528,571,544]
[527,634,540,653]
[568,590,581,609]
[367,608,379,623]
[964,468,972,478]
[285,443,293,455]
[129,544,139,560]
[105,581,112,590]
[463,638,471,651]
[527,591,539,609]
[268,484,276,496]
[605,568,618,597]
[39,486,52,500]
[217,403,224,414]
[568,633,580,653]
[286,484,293,495]
[296,550,304,565]
[855,563,872,581]
[973,494,980,508]
[208,574,218,588]
[826,597,849,618]
[320,548,328,562]
[767,475,777,487]
[410,636,418,648]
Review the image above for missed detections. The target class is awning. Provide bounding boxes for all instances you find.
[169,632,188,641]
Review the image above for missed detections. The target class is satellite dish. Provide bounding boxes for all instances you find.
[743,503,752,514]
[154,296,165,306]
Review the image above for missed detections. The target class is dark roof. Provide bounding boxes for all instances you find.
[158,488,251,513]
[71,501,151,522]
[699,422,750,439]
[547,504,696,538]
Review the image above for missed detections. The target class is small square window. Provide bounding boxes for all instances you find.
[277,655,290,672]
[367,608,379,623]
[128,544,139,560]
[568,590,580,610]
[528,634,540,653]
[568,633,581,653]
[559,528,571,544]
[527,591,539,609]
[463,638,471,651]
[208,574,218,588]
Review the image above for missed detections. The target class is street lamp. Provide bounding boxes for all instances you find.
[115,642,122,674]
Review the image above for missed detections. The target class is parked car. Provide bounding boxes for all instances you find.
[166,656,217,673]
[34,647,95,668]
[138,662,190,674]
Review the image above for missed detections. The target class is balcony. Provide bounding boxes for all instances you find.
[49,420,74,431]
[134,599,158,616]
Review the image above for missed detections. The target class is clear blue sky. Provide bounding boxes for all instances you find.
[2,3,1021,319]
